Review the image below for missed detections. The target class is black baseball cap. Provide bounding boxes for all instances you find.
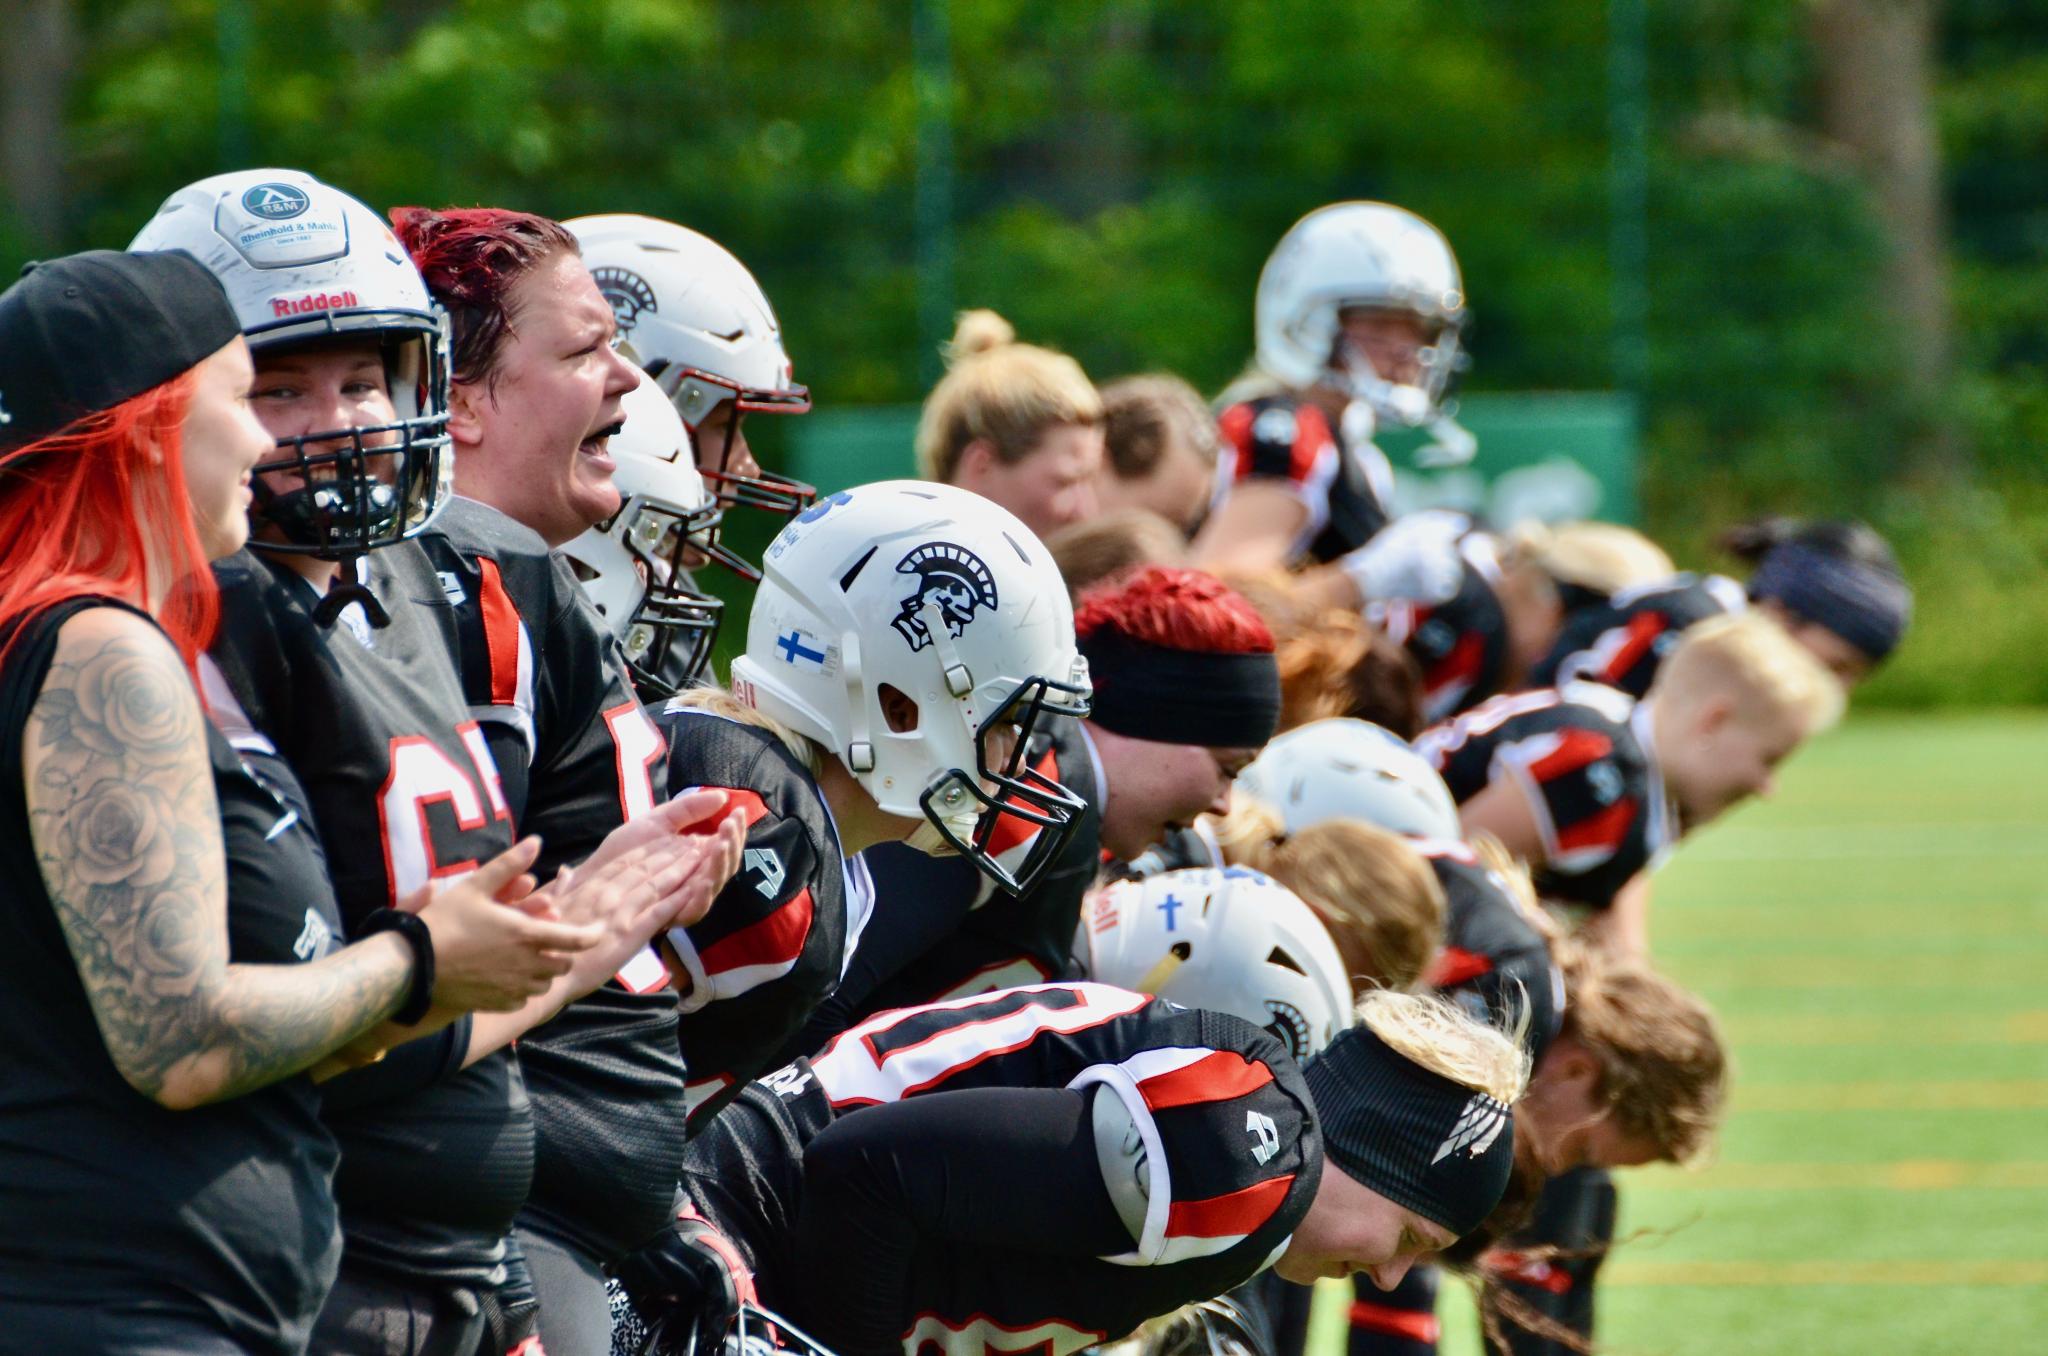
[0,249,243,454]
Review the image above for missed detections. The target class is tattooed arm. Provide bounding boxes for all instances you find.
[23,608,415,1110]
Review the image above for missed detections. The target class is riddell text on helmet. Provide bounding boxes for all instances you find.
[272,289,360,318]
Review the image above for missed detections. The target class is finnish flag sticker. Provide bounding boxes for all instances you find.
[774,628,833,672]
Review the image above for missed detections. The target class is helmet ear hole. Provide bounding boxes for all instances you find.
[878,684,921,734]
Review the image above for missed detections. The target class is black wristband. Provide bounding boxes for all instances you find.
[359,908,436,1025]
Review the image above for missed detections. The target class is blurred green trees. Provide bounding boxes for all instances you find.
[4,0,2044,702]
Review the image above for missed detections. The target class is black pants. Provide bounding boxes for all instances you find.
[518,1223,616,1356]
[305,1261,487,1356]
[1483,1166,1616,1356]
[1231,1266,1439,1356]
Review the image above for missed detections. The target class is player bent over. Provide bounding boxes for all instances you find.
[622,983,1526,1356]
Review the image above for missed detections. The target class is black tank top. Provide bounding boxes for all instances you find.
[0,598,342,1355]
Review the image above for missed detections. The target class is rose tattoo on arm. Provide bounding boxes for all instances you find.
[24,610,411,1108]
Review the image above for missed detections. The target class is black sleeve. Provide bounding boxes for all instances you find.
[677,794,841,1130]
[317,1015,475,1113]
[785,1087,1130,1355]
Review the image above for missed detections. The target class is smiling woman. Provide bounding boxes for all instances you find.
[0,251,423,1356]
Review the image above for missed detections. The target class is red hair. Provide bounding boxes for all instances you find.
[389,206,580,389]
[0,373,217,673]
[1073,566,1275,656]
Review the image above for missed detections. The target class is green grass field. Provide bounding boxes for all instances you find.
[1315,712,2048,1355]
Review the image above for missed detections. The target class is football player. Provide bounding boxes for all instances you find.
[133,171,738,1356]
[1529,516,1912,697]
[915,308,1106,540]
[558,378,728,699]
[390,205,753,1356]
[619,985,1527,1356]
[634,479,1095,1133]
[567,214,815,527]
[1197,202,1473,577]
[796,565,1284,1047]
[1416,612,1843,952]
[1212,720,1725,1356]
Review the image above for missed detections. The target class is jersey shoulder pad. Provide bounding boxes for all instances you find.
[1217,394,1335,489]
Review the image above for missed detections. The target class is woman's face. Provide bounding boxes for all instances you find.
[178,337,273,561]
[461,249,642,546]
[1273,1161,1457,1291]
[957,423,1104,540]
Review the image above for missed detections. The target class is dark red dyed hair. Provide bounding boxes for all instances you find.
[389,206,580,389]
[0,373,217,673]
[1074,565,1275,656]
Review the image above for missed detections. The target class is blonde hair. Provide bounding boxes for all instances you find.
[1358,990,1531,1105]
[1498,520,1674,598]
[666,686,823,776]
[1555,949,1728,1165]
[1046,508,1189,600]
[1211,797,1447,993]
[1651,610,1846,733]
[915,309,1103,483]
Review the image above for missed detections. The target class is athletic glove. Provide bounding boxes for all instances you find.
[614,1200,756,1356]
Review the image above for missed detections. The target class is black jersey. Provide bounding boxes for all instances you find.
[656,706,853,1131]
[417,496,683,1262]
[1414,685,1675,911]
[1526,574,1746,700]
[0,599,342,1354]
[685,983,1320,1356]
[1216,392,1394,562]
[1354,513,1512,722]
[205,545,529,1285]
[800,717,1105,1051]
[1417,842,1564,1064]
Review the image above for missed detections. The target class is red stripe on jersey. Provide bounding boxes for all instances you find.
[1137,1050,1274,1111]
[1424,626,1487,699]
[1487,1250,1573,1294]
[1348,1301,1440,1344]
[1526,728,1613,785]
[981,746,1063,859]
[697,885,812,976]
[476,557,523,707]
[1289,404,1335,483]
[1164,1173,1294,1240]
[710,787,771,830]
[1555,796,1637,855]
[1428,946,1495,988]
[1218,403,1257,484]
[1602,612,1669,684]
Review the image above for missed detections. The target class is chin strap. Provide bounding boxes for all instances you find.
[312,557,392,629]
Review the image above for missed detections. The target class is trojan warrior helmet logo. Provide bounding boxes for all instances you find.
[591,266,658,336]
[892,542,998,652]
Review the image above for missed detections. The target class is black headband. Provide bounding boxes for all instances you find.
[1748,541,1912,663]
[1302,1021,1516,1238]
[1078,629,1281,749]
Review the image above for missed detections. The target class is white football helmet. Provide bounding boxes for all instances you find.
[130,168,453,558]
[560,370,726,696]
[1083,867,1351,1062]
[565,213,814,515]
[1255,201,1468,429]
[733,481,1091,894]
[1235,718,1462,842]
